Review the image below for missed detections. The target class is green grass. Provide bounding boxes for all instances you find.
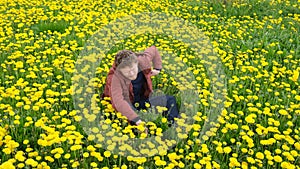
[31,20,69,34]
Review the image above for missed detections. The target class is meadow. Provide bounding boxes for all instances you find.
[0,0,299,168]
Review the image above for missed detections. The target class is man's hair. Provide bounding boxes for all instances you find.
[114,50,138,69]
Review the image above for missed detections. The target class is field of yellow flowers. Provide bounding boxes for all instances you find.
[0,0,300,168]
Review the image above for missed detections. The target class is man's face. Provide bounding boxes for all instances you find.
[119,62,138,80]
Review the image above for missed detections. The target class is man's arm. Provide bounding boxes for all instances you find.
[138,46,163,71]
[110,75,141,124]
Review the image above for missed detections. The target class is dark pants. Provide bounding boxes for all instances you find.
[133,95,180,123]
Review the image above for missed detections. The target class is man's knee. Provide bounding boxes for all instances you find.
[167,95,177,106]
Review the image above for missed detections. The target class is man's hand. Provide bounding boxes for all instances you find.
[135,120,148,135]
[150,69,160,76]
[135,119,142,125]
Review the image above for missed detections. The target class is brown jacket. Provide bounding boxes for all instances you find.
[103,46,162,123]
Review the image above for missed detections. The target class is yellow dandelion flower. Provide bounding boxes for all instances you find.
[279,109,288,115]
[24,105,30,110]
[25,158,38,167]
[15,151,26,162]
[104,150,111,157]
[291,70,299,82]
[256,152,264,160]
[245,114,256,123]
[54,153,61,159]
[64,154,71,159]
[223,146,232,154]
[0,161,15,169]
[274,155,282,162]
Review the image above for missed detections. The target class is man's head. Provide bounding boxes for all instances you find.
[115,50,139,80]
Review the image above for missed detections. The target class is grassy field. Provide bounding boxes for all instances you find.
[0,0,299,168]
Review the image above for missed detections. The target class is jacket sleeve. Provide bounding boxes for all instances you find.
[138,46,163,71]
[110,75,140,123]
